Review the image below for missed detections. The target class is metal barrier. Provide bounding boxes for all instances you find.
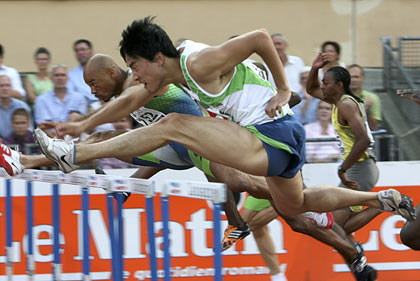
[0,169,226,281]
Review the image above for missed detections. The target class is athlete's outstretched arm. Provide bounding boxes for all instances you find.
[54,85,159,137]
[189,29,290,115]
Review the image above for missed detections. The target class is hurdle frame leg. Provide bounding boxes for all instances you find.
[26,180,35,280]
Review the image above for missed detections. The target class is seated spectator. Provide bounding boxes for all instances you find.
[348,64,382,131]
[304,101,341,163]
[25,47,53,104]
[292,67,320,124]
[0,75,32,140]
[318,41,346,80]
[68,39,97,104]
[0,43,26,99]
[3,108,39,154]
[34,64,88,125]
[97,117,139,169]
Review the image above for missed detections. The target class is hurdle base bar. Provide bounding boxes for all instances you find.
[53,263,62,281]
[26,254,35,277]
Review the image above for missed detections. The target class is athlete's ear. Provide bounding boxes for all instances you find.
[107,67,116,80]
[154,52,165,66]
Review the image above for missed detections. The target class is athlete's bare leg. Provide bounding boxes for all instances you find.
[19,130,130,169]
[209,161,271,199]
[242,207,281,276]
[400,204,420,250]
[334,208,382,238]
[71,114,387,216]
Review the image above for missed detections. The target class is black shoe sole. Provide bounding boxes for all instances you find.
[95,167,131,203]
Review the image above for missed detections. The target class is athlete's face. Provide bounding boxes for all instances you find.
[321,72,341,101]
[84,68,117,102]
[125,55,164,94]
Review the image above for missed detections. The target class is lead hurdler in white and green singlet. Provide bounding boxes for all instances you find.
[176,40,306,178]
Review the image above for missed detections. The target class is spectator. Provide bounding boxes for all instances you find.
[348,64,382,131]
[292,67,320,124]
[265,33,304,92]
[68,39,97,104]
[0,43,26,99]
[318,41,346,80]
[3,108,39,154]
[0,75,32,139]
[97,117,138,169]
[304,101,341,163]
[25,47,53,104]
[34,64,88,125]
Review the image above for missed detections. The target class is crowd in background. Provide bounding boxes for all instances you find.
[0,34,383,168]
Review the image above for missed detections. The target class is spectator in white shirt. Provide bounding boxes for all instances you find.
[265,33,304,93]
[0,43,26,99]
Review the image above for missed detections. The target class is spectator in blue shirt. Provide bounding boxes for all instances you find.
[67,39,97,104]
[34,64,88,125]
[292,67,320,125]
[0,75,32,140]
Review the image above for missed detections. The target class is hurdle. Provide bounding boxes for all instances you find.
[0,168,227,281]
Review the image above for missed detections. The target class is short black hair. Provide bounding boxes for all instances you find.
[119,16,179,61]
[321,41,341,55]
[73,39,92,51]
[0,43,3,57]
[34,47,51,58]
[326,66,363,103]
[12,108,30,120]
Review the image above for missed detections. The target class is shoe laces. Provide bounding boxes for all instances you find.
[351,253,367,273]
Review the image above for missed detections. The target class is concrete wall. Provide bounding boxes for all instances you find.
[0,0,418,72]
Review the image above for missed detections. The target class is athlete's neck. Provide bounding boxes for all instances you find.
[164,56,187,86]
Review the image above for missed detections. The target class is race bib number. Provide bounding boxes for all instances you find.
[131,107,166,127]
[205,108,232,121]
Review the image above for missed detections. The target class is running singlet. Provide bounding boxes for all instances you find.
[130,83,202,126]
[177,40,294,126]
[129,83,202,169]
[332,94,375,161]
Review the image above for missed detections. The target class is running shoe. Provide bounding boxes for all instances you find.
[221,222,251,251]
[351,242,377,281]
[35,128,79,173]
[303,211,334,229]
[377,189,416,221]
[0,142,24,176]
[95,167,131,203]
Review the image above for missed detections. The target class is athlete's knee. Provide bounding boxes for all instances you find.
[284,216,310,234]
[155,113,191,135]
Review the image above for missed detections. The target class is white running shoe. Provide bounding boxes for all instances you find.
[0,143,24,176]
[303,211,334,229]
[377,189,416,221]
[35,129,79,173]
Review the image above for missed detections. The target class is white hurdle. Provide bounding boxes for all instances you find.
[0,168,227,281]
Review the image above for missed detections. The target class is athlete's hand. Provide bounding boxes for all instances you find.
[54,121,86,138]
[338,170,360,190]
[312,53,330,69]
[38,121,58,131]
[266,89,291,118]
